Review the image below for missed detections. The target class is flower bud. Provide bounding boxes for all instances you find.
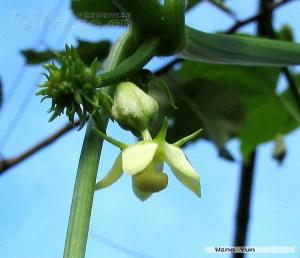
[112,82,159,131]
[37,46,103,126]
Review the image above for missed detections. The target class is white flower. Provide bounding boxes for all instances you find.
[93,119,201,201]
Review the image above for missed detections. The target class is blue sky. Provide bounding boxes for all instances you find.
[0,0,300,258]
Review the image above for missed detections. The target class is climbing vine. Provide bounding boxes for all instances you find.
[35,1,300,258]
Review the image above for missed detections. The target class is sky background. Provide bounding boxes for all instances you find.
[0,0,300,258]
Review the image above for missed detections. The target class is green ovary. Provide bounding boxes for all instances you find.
[133,164,168,193]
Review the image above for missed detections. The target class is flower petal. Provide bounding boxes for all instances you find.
[122,141,158,175]
[163,143,199,180]
[131,178,152,201]
[171,166,201,197]
[95,153,123,190]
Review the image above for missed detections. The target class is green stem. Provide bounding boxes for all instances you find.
[92,127,128,150]
[63,120,106,258]
[114,0,163,35]
[63,29,140,258]
[98,37,160,87]
[141,129,152,141]
[160,0,185,55]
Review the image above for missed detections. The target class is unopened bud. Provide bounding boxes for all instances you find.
[112,82,159,131]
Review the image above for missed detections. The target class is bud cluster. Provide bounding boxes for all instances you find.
[37,46,102,125]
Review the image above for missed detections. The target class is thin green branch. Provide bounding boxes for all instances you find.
[92,127,128,149]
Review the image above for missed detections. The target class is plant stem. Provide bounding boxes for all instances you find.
[141,129,152,141]
[92,127,128,149]
[63,120,106,258]
[115,0,162,35]
[63,29,140,258]
[232,2,271,256]
[99,37,160,87]
[233,150,256,258]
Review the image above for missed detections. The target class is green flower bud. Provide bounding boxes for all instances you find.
[112,82,159,132]
[36,45,104,126]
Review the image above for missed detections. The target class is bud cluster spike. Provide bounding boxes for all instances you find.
[36,45,105,127]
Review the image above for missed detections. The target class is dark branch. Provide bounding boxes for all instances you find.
[226,0,295,34]
[0,120,80,174]
[232,2,266,256]
[154,58,183,76]
[232,1,286,256]
[233,150,256,257]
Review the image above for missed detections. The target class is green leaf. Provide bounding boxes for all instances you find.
[179,61,295,159]
[239,94,298,158]
[180,62,280,108]
[75,40,111,65]
[150,72,245,160]
[155,60,300,160]
[22,40,111,65]
[159,60,300,159]
[180,26,300,66]
[148,76,178,109]
[71,0,127,26]
[21,49,56,65]
[239,73,300,158]
[276,25,294,42]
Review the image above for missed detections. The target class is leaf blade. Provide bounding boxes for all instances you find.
[180,26,300,66]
